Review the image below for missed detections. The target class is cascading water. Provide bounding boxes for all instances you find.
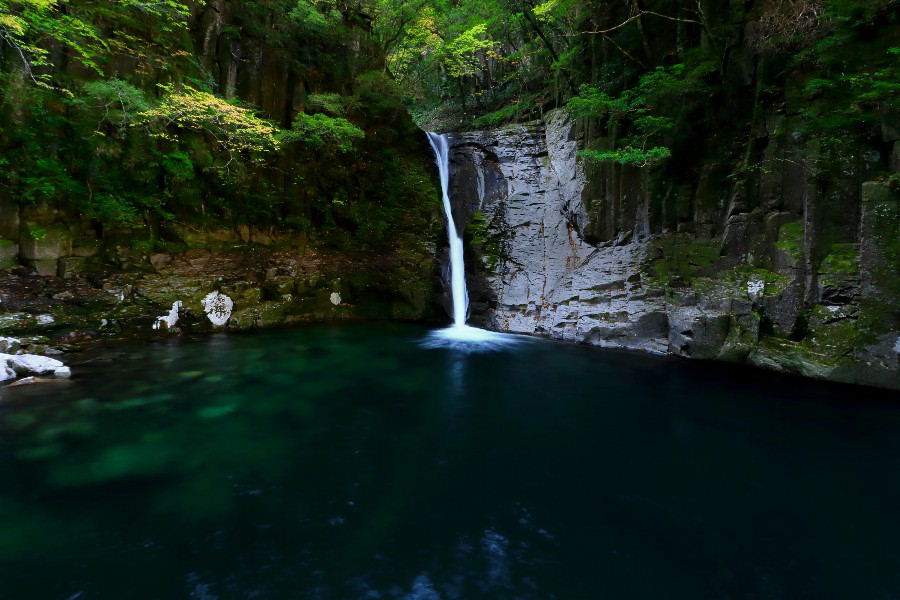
[427,132,469,327]
[425,132,521,349]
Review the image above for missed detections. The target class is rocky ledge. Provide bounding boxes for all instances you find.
[0,236,438,355]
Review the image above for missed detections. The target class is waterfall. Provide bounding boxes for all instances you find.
[427,132,469,327]
[424,132,522,349]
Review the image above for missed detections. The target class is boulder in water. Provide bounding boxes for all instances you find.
[1,353,71,380]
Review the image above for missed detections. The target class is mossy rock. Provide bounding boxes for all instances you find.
[774,221,804,264]
[646,234,721,287]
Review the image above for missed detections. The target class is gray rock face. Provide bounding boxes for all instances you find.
[448,111,671,354]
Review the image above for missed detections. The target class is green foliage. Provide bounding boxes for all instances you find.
[579,146,671,167]
[471,102,527,128]
[307,93,356,116]
[285,113,364,153]
[439,23,498,78]
[137,86,281,159]
[567,64,709,167]
[162,151,195,183]
[0,0,188,88]
[0,0,437,256]
[27,226,47,240]
[532,1,561,23]
[792,0,900,160]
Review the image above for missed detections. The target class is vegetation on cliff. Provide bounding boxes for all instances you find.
[379,0,897,172]
[0,0,437,252]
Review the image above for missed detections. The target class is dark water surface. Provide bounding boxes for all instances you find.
[1,323,899,599]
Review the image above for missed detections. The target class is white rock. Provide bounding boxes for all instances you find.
[202,292,234,327]
[0,336,21,353]
[894,335,900,355]
[153,300,182,330]
[747,278,765,302]
[3,353,70,378]
[1,364,16,382]
[36,314,55,325]
[330,292,342,306]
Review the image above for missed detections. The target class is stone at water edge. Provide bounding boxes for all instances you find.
[330,292,342,306]
[202,292,234,327]
[7,376,70,387]
[153,301,182,330]
[1,353,71,379]
[0,336,22,353]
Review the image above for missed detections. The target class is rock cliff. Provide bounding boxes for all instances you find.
[447,110,900,390]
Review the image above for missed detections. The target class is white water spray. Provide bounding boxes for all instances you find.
[425,132,522,349]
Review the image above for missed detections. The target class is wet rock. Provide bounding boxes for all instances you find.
[27,259,59,277]
[860,181,899,304]
[52,330,98,345]
[667,307,731,359]
[1,353,71,379]
[0,336,21,353]
[19,224,72,261]
[6,376,70,387]
[150,253,173,269]
[0,199,20,240]
[202,292,233,327]
[58,257,87,279]
[0,239,18,270]
[152,301,182,331]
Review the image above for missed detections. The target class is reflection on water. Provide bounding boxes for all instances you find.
[0,323,899,599]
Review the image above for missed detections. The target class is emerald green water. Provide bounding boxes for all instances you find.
[1,323,899,599]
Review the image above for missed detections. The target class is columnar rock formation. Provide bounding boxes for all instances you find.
[447,110,900,389]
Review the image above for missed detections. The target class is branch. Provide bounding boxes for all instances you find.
[0,30,42,86]
[581,10,702,35]
[599,32,646,69]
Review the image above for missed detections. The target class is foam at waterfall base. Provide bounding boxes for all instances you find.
[422,325,526,351]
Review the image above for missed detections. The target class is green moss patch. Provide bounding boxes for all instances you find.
[775,222,804,261]
[646,234,721,287]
